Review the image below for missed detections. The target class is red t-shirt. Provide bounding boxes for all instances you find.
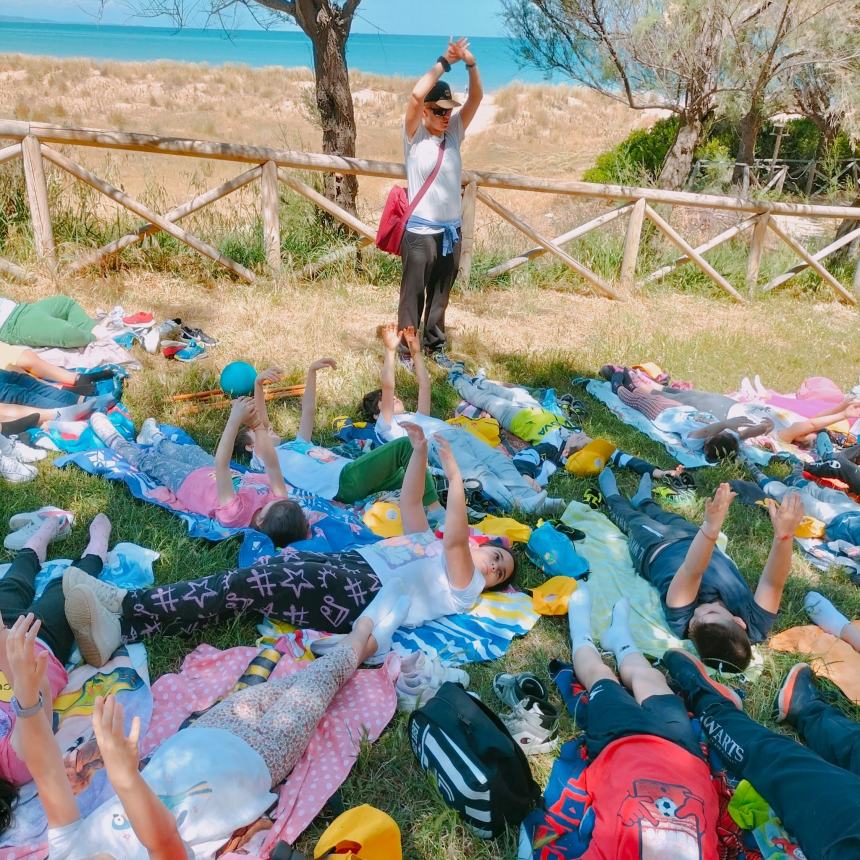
[581,735,720,860]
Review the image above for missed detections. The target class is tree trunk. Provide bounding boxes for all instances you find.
[657,116,704,190]
[310,21,358,215]
[733,105,762,186]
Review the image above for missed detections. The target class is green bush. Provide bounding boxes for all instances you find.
[583,117,680,184]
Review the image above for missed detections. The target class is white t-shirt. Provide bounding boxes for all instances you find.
[403,112,465,233]
[0,298,17,330]
[47,727,276,859]
[652,406,714,452]
[376,411,450,443]
[253,438,348,500]
[357,528,484,627]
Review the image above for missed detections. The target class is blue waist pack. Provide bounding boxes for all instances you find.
[526,522,589,579]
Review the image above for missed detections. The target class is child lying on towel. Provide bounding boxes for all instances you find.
[235,361,442,514]
[4,587,408,856]
[447,368,685,482]
[90,397,308,548]
[599,469,804,671]
[361,324,564,515]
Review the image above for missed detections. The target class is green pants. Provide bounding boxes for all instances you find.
[335,437,438,506]
[0,296,96,348]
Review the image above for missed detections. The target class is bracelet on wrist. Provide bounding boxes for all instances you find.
[437,55,451,73]
[465,62,476,68]
[699,527,719,542]
[12,692,43,719]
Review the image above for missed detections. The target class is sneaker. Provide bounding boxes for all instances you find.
[396,652,470,712]
[492,672,548,709]
[174,339,206,362]
[136,418,163,446]
[0,454,37,484]
[64,583,123,667]
[0,434,47,463]
[500,696,560,756]
[662,649,742,709]
[62,567,127,613]
[9,506,72,531]
[774,663,823,725]
[122,311,154,328]
[5,509,74,550]
[180,325,218,346]
[143,328,161,354]
[396,353,414,373]
[582,487,604,510]
[430,350,463,371]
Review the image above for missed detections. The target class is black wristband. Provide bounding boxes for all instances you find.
[465,62,476,69]
[437,55,451,73]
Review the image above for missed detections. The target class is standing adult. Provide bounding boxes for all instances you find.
[398,37,483,362]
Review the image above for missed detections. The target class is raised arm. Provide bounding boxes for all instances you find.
[297,358,336,442]
[214,398,258,505]
[253,367,281,432]
[405,40,459,139]
[397,421,432,534]
[779,402,860,444]
[7,615,79,829]
[665,484,736,608]
[435,436,475,590]
[450,39,483,131]
[378,323,400,426]
[92,695,187,860]
[754,493,804,613]
[401,326,431,415]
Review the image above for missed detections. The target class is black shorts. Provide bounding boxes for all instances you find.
[584,679,702,761]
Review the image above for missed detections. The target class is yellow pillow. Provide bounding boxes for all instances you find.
[565,439,617,476]
[315,804,402,860]
[363,501,403,538]
[532,576,579,615]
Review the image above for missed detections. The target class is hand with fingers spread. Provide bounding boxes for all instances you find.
[767,491,806,539]
[378,322,400,353]
[399,326,421,357]
[6,613,48,710]
[308,357,337,374]
[399,420,427,451]
[92,695,141,790]
[703,483,736,534]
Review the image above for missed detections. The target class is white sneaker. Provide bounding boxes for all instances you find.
[143,328,160,354]
[0,434,47,463]
[136,418,163,446]
[395,651,470,712]
[0,455,37,484]
[64,584,122,667]
[4,509,74,550]
[9,506,74,531]
[500,697,560,756]
[62,566,127,613]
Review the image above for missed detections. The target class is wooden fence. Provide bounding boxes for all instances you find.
[1,119,860,305]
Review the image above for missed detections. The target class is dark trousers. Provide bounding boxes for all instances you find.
[397,230,461,354]
[0,369,78,409]
[2,549,103,662]
[605,494,696,575]
[121,550,382,643]
[807,444,860,495]
[692,689,860,859]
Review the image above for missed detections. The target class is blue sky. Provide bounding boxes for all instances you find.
[1,0,508,37]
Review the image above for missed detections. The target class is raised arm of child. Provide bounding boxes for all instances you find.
[297,358,337,442]
[435,436,475,590]
[665,483,736,608]
[214,397,259,505]
[397,421,432,534]
[252,367,281,432]
[780,402,860,445]
[378,323,400,426]
[92,694,186,860]
[755,492,804,613]
[7,614,79,830]
[402,326,432,415]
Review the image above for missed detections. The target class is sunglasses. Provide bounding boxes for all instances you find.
[429,106,452,117]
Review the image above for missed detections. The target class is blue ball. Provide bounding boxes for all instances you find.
[220,361,257,397]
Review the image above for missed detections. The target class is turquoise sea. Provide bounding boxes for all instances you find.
[0,23,559,91]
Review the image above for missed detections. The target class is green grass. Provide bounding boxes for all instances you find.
[2,292,860,859]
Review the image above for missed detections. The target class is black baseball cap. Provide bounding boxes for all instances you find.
[424,80,461,109]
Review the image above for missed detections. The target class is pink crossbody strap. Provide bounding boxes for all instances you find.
[405,138,447,218]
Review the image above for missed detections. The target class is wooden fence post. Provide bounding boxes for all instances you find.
[458,180,477,287]
[21,135,56,265]
[745,213,769,294]
[620,197,646,291]
[261,160,281,273]
[853,255,860,302]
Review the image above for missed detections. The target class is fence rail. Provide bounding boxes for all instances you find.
[1,119,859,304]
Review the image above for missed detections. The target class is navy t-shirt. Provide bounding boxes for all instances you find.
[646,539,777,642]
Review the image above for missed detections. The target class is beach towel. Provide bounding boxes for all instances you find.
[57,424,379,563]
[141,639,398,849]
[585,379,775,467]
[35,338,139,371]
[769,624,860,705]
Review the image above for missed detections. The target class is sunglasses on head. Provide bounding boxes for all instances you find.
[429,106,452,117]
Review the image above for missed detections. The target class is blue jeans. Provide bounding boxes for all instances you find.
[0,369,78,408]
